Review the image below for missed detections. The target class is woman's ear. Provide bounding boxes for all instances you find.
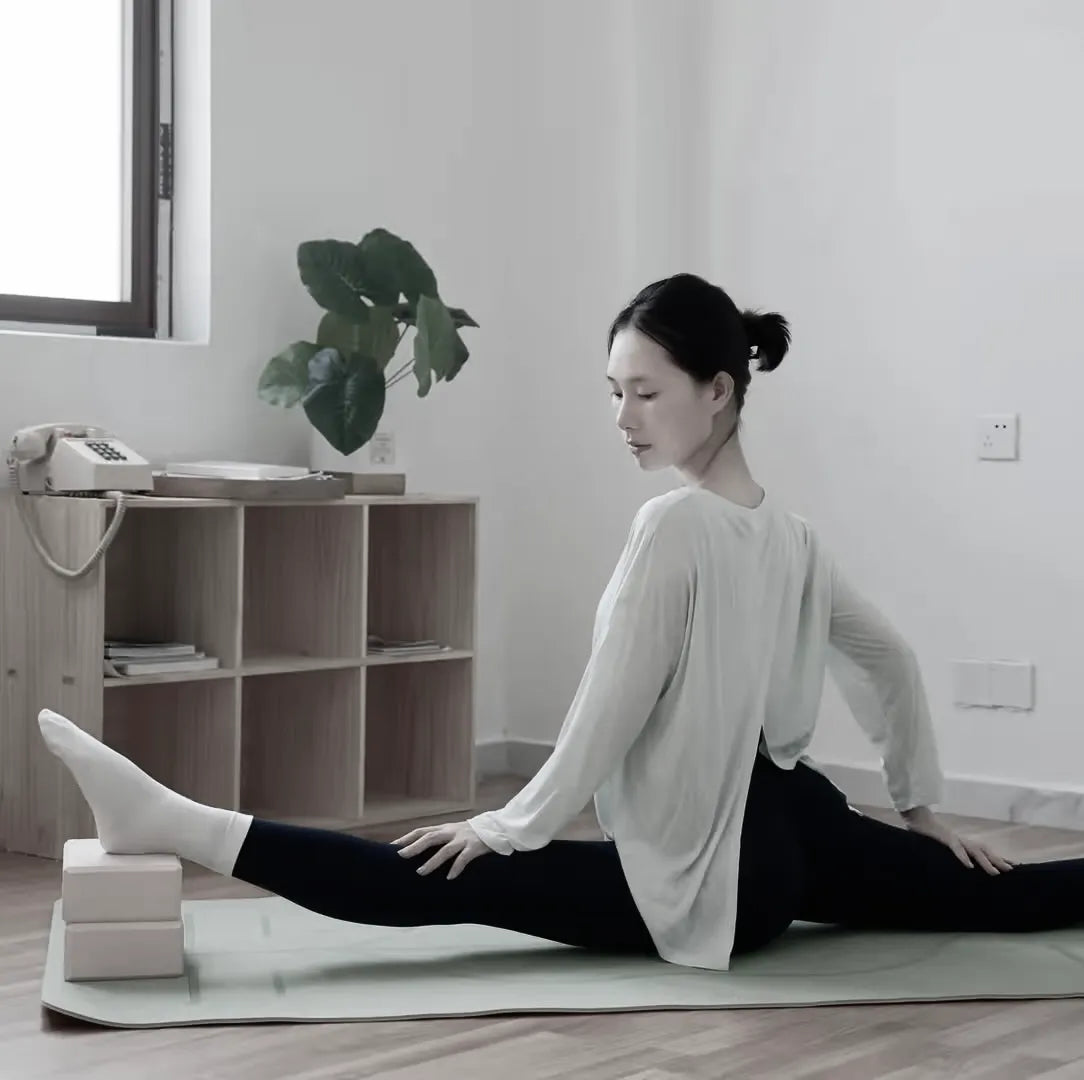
[712,371,734,409]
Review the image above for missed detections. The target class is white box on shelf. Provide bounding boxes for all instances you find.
[162,461,312,480]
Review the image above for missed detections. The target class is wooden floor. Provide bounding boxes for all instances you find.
[6,776,1084,1080]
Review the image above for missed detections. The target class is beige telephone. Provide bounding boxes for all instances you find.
[6,423,155,579]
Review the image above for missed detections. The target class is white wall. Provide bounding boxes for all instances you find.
[702,0,1084,791]
[5,1,1082,797]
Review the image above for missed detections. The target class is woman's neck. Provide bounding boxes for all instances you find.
[677,418,764,508]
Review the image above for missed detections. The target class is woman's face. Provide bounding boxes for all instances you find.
[606,326,731,472]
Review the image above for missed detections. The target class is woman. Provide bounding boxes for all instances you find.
[39,274,1082,972]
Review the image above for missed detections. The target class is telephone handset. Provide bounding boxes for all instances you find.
[6,423,155,579]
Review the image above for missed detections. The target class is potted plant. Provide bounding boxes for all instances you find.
[257,228,478,478]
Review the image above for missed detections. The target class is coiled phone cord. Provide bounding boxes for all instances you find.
[6,456,130,580]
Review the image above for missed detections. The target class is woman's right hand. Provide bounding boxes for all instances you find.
[901,807,1016,875]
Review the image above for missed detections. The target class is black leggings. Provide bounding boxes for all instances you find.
[231,752,1084,959]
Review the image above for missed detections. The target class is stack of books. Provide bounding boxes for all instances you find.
[367,634,451,657]
[103,640,220,677]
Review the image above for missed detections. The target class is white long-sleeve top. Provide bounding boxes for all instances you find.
[467,486,944,970]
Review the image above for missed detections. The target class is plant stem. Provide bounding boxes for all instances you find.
[383,325,413,388]
[385,356,413,385]
[385,363,414,391]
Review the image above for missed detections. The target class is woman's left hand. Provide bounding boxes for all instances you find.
[392,820,493,880]
[902,807,1016,875]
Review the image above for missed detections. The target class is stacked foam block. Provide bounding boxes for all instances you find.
[61,839,185,981]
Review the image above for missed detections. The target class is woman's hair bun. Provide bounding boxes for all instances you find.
[741,310,791,372]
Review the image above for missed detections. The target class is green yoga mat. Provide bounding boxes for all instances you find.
[41,897,1084,1028]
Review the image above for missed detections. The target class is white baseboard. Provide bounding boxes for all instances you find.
[475,740,1084,832]
[475,739,548,782]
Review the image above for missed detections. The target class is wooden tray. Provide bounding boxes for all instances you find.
[150,473,347,500]
[326,471,407,495]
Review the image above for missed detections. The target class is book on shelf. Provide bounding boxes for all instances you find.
[104,654,221,677]
[367,634,452,656]
[104,640,200,660]
[103,639,220,677]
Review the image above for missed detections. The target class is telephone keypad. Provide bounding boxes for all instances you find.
[85,440,128,462]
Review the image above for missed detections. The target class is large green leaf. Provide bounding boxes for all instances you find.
[302,348,387,455]
[366,307,401,369]
[316,312,368,356]
[413,295,458,396]
[412,323,432,397]
[392,301,478,329]
[447,307,479,328]
[257,341,319,407]
[297,241,371,319]
[317,309,401,371]
[412,324,433,396]
[359,228,438,306]
[445,329,470,382]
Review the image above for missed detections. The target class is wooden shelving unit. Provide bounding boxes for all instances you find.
[0,492,478,859]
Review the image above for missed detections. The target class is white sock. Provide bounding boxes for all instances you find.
[38,708,252,876]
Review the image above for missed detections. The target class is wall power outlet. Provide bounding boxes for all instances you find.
[978,414,1018,460]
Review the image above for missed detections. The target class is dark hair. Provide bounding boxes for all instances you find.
[607,273,791,417]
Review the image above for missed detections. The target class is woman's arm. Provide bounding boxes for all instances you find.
[468,501,695,855]
[825,557,944,814]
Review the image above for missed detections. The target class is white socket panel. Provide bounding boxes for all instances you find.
[978,414,1018,460]
[369,431,396,466]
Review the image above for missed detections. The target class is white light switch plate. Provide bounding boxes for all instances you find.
[952,659,1034,709]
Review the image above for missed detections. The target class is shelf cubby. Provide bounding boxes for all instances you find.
[243,504,366,664]
[363,656,474,824]
[366,502,476,655]
[103,678,240,811]
[240,667,363,823]
[104,504,242,669]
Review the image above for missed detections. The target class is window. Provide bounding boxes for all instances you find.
[0,0,171,337]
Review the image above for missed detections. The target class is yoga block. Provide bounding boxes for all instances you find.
[62,839,181,924]
[64,919,184,982]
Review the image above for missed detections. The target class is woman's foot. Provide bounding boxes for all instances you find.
[38,708,252,875]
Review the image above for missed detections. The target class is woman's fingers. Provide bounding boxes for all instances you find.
[392,822,490,879]
[951,840,974,869]
[957,837,1017,875]
[394,826,448,858]
[972,840,1015,874]
[416,840,462,876]
[392,827,429,847]
[447,847,484,881]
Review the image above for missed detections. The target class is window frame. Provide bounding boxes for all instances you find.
[0,0,169,338]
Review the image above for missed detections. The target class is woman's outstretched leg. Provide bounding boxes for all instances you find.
[38,708,657,955]
[783,758,1084,933]
[232,819,657,953]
